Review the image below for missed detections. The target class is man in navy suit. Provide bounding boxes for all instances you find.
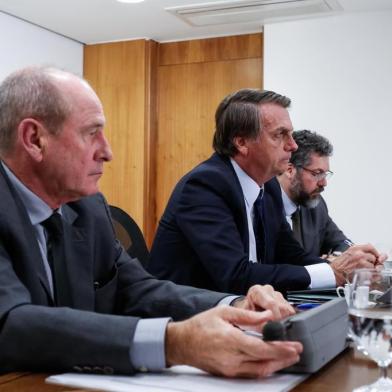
[0,68,301,377]
[148,89,383,294]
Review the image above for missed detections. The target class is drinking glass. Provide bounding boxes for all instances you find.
[349,269,392,391]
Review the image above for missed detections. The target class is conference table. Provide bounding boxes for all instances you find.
[0,347,380,392]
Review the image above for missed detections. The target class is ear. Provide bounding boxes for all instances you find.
[17,118,48,162]
[285,163,297,179]
[233,136,248,156]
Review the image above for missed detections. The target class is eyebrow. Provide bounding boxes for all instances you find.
[81,121,105,131]
[307,167,329,173]
[273,127,293,133]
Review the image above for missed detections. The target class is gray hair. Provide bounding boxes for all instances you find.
[290,130,333,167]
[212,89,291,157]
[0,66,73,155]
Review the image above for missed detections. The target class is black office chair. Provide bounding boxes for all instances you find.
[109,205,149,267]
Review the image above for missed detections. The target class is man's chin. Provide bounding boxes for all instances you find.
[305,196,321,209]
[78,185,100,199]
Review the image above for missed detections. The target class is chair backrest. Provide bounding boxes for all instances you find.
[109,205,149,266]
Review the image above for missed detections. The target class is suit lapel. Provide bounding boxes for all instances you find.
[0,163,95,309]
[0,164,54,303]
[62,205,94,310]
[219,154,250,252]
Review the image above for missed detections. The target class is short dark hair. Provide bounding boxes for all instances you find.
[290,130,333,167]
[0,66,72,155]
[212,89,291,157]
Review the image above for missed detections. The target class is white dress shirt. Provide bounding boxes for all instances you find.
[230,159,262,263]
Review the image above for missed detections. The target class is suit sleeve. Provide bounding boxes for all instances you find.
[317,199,351,255]
[0,240,137,374]
[175,176,311,294]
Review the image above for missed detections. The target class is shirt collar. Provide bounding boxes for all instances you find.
[230,158,263,207]
[1,162,57,225]
[280,185,298,217]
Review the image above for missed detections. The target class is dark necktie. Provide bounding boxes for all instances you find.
[291,208,303,247]
[42,212,72,306]
[253,190,266,262]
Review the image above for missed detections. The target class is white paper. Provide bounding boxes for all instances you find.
[47,365,307,392]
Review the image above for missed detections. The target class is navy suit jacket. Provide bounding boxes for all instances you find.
[149,153,325,294]
[0,163,226,374]
[294,196,350,257]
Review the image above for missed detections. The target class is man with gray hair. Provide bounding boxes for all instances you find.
[0,67,302,377]
[277,130,351,258]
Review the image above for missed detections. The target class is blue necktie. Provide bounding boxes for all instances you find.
[253,190,266,263]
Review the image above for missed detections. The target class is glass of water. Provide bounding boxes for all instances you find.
[349,268,392,391]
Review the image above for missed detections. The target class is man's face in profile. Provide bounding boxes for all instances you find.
[241,103,296,184]
[41,77,112,203]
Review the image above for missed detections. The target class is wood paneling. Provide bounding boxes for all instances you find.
[143,40,158,246]
[84,40,157,245]
[159,33,262,65]
[156,34,263,224]
[83,33,263,243]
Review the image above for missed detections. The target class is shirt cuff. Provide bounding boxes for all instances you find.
[218,295,241,306]
[129,318,171,372]
[305,263,336,288]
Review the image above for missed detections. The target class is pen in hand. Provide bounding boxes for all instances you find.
[326,239,355,258]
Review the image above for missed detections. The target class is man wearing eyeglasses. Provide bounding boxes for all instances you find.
[277,130,351,259]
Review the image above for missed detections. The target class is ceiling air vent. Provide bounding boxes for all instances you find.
[166,0,342,26]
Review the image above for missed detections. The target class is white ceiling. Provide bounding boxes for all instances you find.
[0,0,391,44]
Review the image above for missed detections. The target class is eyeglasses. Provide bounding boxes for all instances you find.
[298,166,334,181]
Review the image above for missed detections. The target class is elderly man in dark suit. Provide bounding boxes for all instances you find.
[0,67,302,377]
[148,89,384,294]
[277,130,351,258]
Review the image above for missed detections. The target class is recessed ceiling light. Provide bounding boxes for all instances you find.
[117,0,145,3]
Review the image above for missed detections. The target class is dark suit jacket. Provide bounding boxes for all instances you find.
[148,153,325,294]
[0,163,226,374]
[295,196,350,256]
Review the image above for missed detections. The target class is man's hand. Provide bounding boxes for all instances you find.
[232,284,295,320]
[165,306,302,378]
[330,244,385,286]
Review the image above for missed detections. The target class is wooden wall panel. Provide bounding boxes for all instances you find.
[159,33,262,65]
[83,33,263,244]
[156,34,263,224]
[84,40,157,244]
[143,40,158,246]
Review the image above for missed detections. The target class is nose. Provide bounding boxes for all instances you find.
[97,133,113,162]
[285,133,298,152]
[318,177,327,187]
